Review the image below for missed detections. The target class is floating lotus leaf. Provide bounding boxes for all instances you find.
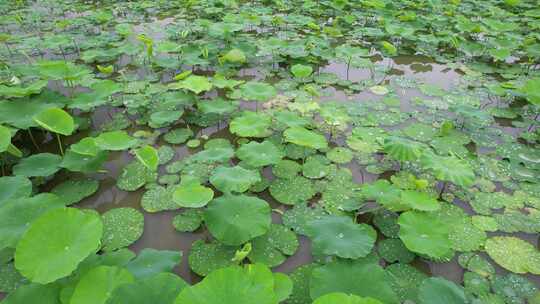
[0,98,64,129]
[230,111,272,138]
[51,179,99,206]
[70,265,134,304]
[471,215,498,232]
[188,240,237,276]
[361,180,406,211]
[204,194,271,246]
[15,208,103,284]
[448,218,486,252]
[310,259,399,304]
[33,107,75,136]
[492,273,538,304]
[126,248,182,279]
[282,203,326,235]
[239,81,277,102]
[418,277,466,304]
[400,190,440,211]
[117,161,157,192]
[326,147,353,164]
[101,207,144,252]
[70,138,101,156]
[60,150,109,173]
[384,136,425,162]
[269,176,316,205]
[386,263,428,303]
[421,152,475,187]
[302,156,334,179]
[141,186,177,212]
[291,64,313,79]
[402,123,437,142]
[284,127,328,150]
[484,236,540,274]
[95,131,137,151]
[248,224,299,267]
[221,48,246,63]
[378,239,415,264]
[172,209,204,232]
[313,293,383,304]
[108,272,188,304]
[398,211,453,259]
[0,176,32,204]
[209,166,260,194]
[13,153,62,177]
[272,159,301,179]
[198,98,238,115]
[149,110,183,127]
[158,145,176,164]
[236,141,284,167]
[463,272,490,297]
[173,177,214,208]
[306,216,376,259]
[174,75,213,94]
[163,128,193,144]
[134,145,159,171]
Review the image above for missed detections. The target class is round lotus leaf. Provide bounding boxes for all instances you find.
[33,107,75,136]
[163,128,193,144]
[239,81,277,102]
[13,153,62,177]
[421,153,475,187]
[101,208,144,251]
[302,157,333,179]
[191,147,235,164]
[398,211,453,259]
[458,253,495,278]
[108,272,188,304]
[51,179,99,206]
[95,131,137,151]
[175,75,212,94]
[272,159,301,179]
[313,293,383,304]
[204,194,271,246]
[285,143,316,160]
[209,166,260,193]
[134,145,159,171]
[172,209,204,232]
[400,190,440,211]
[230,111,272,138]
[158,146,175,164]
[15,208,103,284]
[236,141,284,167]
[269,177,316,205]
[326,147,353,164]
[471,215,498,232]
[117,161,157,192]
[402,123,437,142]
[0,176,32,204]
[0,262,27,293]
[284,127,328,150]
[141,186,177,212]
[306,216,376,259]
[70,265,134,304]
[173,178,214,208]
[377,238,415,264]
[250,177,271,193]
[188,240,237,276]
[386,263,428,303]
[369,85,389,95]
[384,136,425,162]
[485,236,540,274]
[126,248,182,279]
[448,218,486,252]
[248,224,299,267]
[186,139,200,148]
[418,277,466,304]
[282,203,326,235]
[204,138,232,150]
[492,273,538,304]
[291,64,313,79]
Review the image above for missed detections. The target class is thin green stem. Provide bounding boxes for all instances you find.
[27,128,40,151]
[56,133,64,156]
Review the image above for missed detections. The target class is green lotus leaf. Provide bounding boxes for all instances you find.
[221,48,246,63]
[418,277,466,304]
[369,85,389,95]
[13,153,62,177]
[282,203,326,235]
[126,248,182,279]
[402,123,437,142]
[484,236,540,274]
[284,127,328,150]
[95,131,138,151]
[421,152,475,187]
[70,266,134,304]
[291,64,313,79]
[117,161,157,192]
[163,128,194,144]
[248,224,299,267]
[173,177,214,208]
[398,211,453,259]
[400,190,440,211]
[306,216,376,259]
[0,176,32,204]
[0,262,27,293]
[70,138,101,156]
[272,159,302,179]
[134,145,159,171]
[269,176,316,205]
[448,217,486,252]
[158,146,176,164]
[386,263,428,303]
[236,140,284,167]
[0,193,64,250]
[173,209,204,232]
[141,186,177,212]
[377,239,415,264]
[1,282,60,304]
[15,208,103,284]
[326,147,353,164]
[51,179,99,206]
[230,111,272,138]
[361,180,406,211]
[492,273,538,304]
[173,75,213,94]
[101,208,144,252]
[60,150,109,173]
[0,125,11,152]
[373,210,400,238]
[0,98,64,129]
[107,272,188,304]
[239,81,277,102]
[0,80,48,98]
[287,264,316,304]
[313,293,383,304]
[150,110,183,127]
[384,136,425,162]
[310,259,398,304]
[204,194,271,245]
[519,77,540,105]
[33,107,75,136]
[209,166,261,193]
[188,240,237,276]
[197,98,238,115]
[302,156,334,179]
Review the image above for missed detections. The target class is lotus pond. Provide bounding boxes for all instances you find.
[1,0,540,303]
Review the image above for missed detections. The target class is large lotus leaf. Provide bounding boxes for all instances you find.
[0,98,64,129]
[141,186,177,212]
[306,216,376,259]
[418,277,466,304]
[60,150,109,173]
[485,237,540,274]
[384,136,425,162]
[269,177,316,205]
[313,293,383,304]
[173,75,213,94]
[236,141,284,167]
[400,190,440,211]
[282,203,326,235]
[70,266,134,304]
[398,211,453,259]
[239,81,277,102]
[126,248,182,279]
[107,272,188,304]
[134,145,159,171]
[173,177,214,208]
[33,108,75,136]
[15,208,103,284]
[248,224,299,267]
[95,131,138,151]
[204,194,271,246]
[386,263,428,303]
[191,147,235,163]
[230,111,272,138]
[421,153,475,187]
[272,159,302,179]
[51,179,99,206]
[361,180,406,211]
[0,176,32,204]
[188,240,237,276]
[175,264,280,304]
[284,127,328,150]
[287,264,316,304]
[373,210,400,238]
[101,208,144,251]
[197,98,238,115]
[13,153,62,177]
[209,166,261,193]
[1,282,60,304]
[310,259,399,304]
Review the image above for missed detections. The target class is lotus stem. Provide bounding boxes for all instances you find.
[56,133,64,156]
[28,129,40,151]
[346,57,351,80]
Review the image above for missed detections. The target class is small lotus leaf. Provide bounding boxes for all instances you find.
[209,166,260,193]
[101,207,144,251]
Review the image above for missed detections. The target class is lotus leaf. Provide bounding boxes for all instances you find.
[269,176,316,205]
[163,128,194,144]
[209,166,260,193]
[398,211,453,259]
[173,177,214,208]
[272,159,301,179]
[248,224,299,267]
[239,81,277,102]
[384,136,425,162]
[134,145,159,171]
[107,272,188,304]
[13,153,62,177]
[1,282,60,304]
[51,179,99,206]
[485,237,540,274]
[188,240,237,276]
[291,64,313,79]
[141,186,177,212]
[126,248,182,279]
[313,293,383,304]
[284,127,328,150]
[492,273,538,304]
[95,131,137,151]
[70,266,134,304]
[117,161,157,192]
[172,209,204,232]
[101,208,144,251]
[400,190,440,211]
[230,111,272,138]
[282,203,326,235]
[0,176,32,204]
[0,263,27,293]
[33,107,75,136]
[221,48,246,63]
[326,147,353,164]
[173,75,213,94]
[377,238,415,264]
[386,263,428,303]
[0,125,11,152]
[236,141,284,167]
[418,277,466,304]
[421,152,475,187]
[70,138,101,156]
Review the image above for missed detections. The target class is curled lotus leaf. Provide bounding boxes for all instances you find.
[33,107,75,136]
[384,136,425,162]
